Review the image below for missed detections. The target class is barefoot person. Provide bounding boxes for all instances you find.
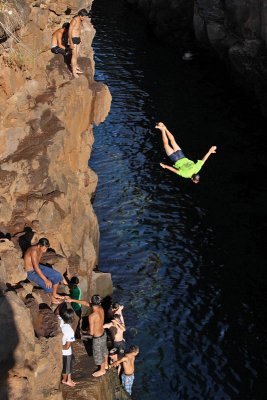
[24,238,63,304]
[60,308,76,387]
[156,122,217,184]
[89,294,109,377]
[111,345,139,396]
[68,8,89,78]
[51,23,70,56]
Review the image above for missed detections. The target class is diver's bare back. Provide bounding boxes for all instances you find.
[24,245,41,272]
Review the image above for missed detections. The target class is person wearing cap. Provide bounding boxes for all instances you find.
[68,8,89,78]
[156,122,217,184]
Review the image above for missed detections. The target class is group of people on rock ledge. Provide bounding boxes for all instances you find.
[51,8,89,78]
[23,237,139,396]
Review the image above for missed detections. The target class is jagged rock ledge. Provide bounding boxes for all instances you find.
[0,1,122,399]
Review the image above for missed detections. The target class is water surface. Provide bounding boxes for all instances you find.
[90,1,267,398]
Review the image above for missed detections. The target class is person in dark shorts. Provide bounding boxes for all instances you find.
[104,314,126,356]
[156,122,217,184]
[60,308,76,387]
[68,9,89,78]
[89,294,108,377]
[51,23,70,56]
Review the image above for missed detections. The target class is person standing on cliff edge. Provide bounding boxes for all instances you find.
[156,122,217,183]
[68,8,89,78]
[89,294,109,377]
[24,238,64,304]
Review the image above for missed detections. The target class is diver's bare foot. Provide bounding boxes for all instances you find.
[76,70,83,74]
[62,380,76,387]
[92,370,106,377]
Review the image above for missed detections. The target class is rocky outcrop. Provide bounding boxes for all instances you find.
[125,0,194,46]
[0,0,112,399]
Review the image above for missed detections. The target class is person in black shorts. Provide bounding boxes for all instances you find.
[156,122,217,184]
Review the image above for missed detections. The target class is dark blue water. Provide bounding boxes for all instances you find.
[90,1,267,399]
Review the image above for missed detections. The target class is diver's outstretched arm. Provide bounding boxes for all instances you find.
[202,146,217,164]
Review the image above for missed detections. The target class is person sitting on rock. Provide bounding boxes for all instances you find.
[68,8,89,78]
[51,23,70,56]
[111,345,139,396]
[24,237,64,304]
[156,122,217,184]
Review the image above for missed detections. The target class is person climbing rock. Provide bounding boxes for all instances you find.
[51,22,70,56]
[156,122,217,184]
[68,9,89,78]
[24,238,64,304]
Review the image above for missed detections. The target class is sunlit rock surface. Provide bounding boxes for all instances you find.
[0,0,112,398]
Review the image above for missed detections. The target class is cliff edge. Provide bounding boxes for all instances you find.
[0,0,112,399]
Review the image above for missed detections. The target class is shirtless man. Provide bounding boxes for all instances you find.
[111,345,139,396]
[89,294,108,377]
[24,238,63,304]
[51,23,70,56]
[104,314,126,356]
[68,8,89,78]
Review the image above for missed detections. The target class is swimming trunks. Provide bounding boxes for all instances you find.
[72,37,81,45]
[93,331,108,365]
[169,149,185,163]
[121,373,135,395]
[114,340,125,355]
[51,46,67,56]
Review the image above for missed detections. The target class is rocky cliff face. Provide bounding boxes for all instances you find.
[0,0,111,399]
[125,0,267,115]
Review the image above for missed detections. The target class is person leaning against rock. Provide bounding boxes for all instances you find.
[89,294,109,377]
[68,8,89,78]
[24,237,64,304]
